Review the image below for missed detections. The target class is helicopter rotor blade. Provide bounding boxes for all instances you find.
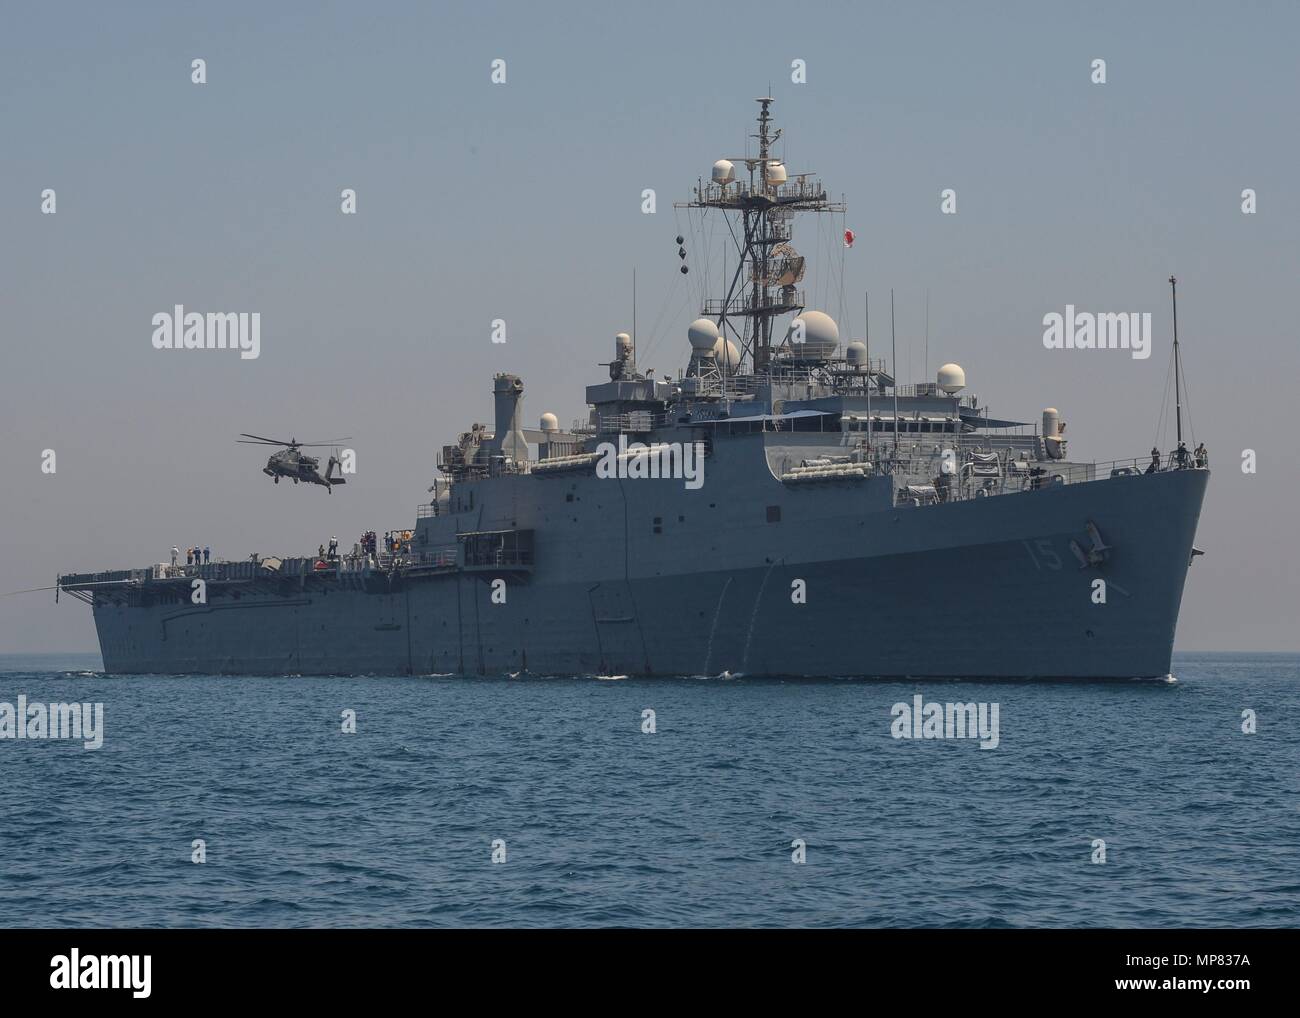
[237,433,295,446]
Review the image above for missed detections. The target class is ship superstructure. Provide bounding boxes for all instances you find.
[59,100,1209,679]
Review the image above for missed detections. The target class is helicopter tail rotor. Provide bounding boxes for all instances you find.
[326,455,347,486]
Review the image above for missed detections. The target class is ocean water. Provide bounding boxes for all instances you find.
[0,652,1296,928]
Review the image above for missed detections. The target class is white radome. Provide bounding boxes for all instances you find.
[712,159,735,185]
[937,363,966,393]
[688,317,721,352]
[846,340,868,366]
[540,412,559,433]
[766,161,788,184]
[713,336,741,370]
[790,310,839,359]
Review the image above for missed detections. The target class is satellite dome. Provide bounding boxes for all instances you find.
[789,310,839,360]
[937,363,966,393]
[615,332,632,352]
[766,161,788,185]
[540,412,559,433]
[688,318,720,352]
[846,340,868,367]
[711,159,735,185]
[713,337,741,371]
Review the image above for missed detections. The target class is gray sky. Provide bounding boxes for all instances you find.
[2,0,1297,652]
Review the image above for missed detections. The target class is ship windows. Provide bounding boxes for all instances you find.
[653,516,662,535]
[766,505,782,523]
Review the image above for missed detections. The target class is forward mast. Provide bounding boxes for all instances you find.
[676,97,845,374]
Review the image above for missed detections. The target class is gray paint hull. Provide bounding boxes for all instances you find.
[90,468,1207,679]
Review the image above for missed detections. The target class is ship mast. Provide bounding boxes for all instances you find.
[676,98,844,373]
[1169,274,1183,446]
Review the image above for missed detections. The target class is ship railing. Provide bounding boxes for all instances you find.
[888,384,979,408]
[724,375,765,394]
[889,451,1208,507]
[376,552,425,570]
[597,411,675,433]
[702,289,806,316]
[401,549,458,569]
[765,364,820,383]
[459,529,535,571]
[58,568,139,586]
[1037,452,1208,484]
[683,374,766,398]
[694,179,830,207]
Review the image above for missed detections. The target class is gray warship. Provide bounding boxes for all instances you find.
[59,99,1208,679]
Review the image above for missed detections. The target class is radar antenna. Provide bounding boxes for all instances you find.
[676,97,845,373]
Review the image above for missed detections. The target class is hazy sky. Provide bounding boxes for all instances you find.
[2,0,1297,653]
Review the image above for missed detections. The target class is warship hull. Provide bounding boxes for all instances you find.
[86,467,1207,679]
[59,100,1212,682]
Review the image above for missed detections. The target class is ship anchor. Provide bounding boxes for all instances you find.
[1070,520,1112,569]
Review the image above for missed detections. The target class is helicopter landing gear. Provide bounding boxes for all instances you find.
[274,476,279,484]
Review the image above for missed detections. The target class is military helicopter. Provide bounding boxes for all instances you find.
[238,434,351,492]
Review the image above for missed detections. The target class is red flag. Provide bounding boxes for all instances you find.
[843,229,855,248]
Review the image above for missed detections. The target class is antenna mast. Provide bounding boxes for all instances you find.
[891,289,899,453]
[676,98,844,374]
[924,289,930,382]
[1169,275,1182,446]
[864,291,871,458]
